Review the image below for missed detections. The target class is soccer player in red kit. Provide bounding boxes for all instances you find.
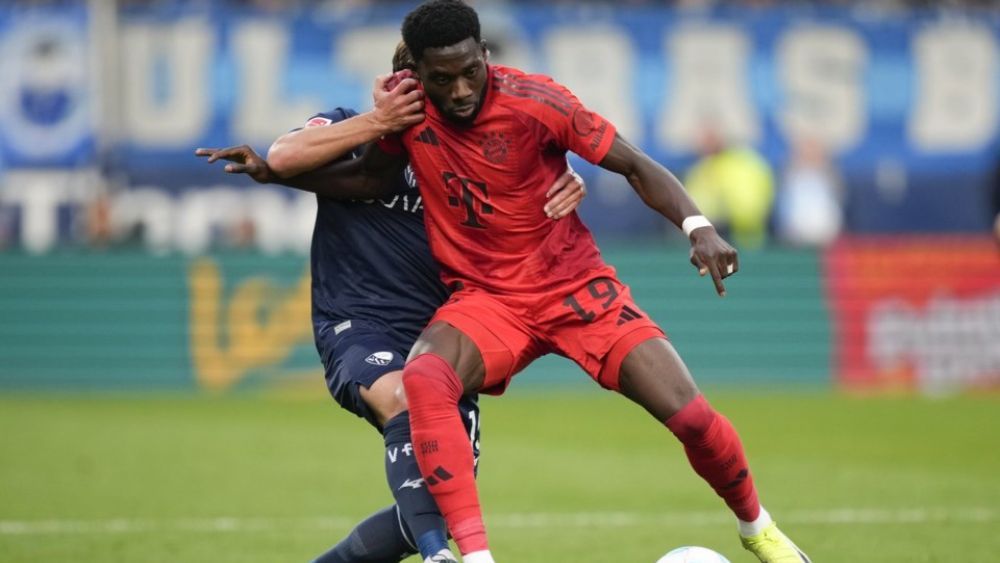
[336,2,813,562]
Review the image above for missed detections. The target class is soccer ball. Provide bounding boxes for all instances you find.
[656,546,731,563]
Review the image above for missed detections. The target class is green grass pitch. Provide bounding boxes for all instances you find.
[1,387,998,562]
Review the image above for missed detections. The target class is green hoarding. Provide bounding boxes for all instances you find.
[0,246,830,391]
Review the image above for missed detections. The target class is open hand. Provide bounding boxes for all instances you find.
[688,227,739,297]
[544,169,587,219]
[194,145,274,184]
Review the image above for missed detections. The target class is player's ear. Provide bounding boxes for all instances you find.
[413,58,427,80]
[480,40,490,62]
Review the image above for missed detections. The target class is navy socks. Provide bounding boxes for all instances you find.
[383,411,450,558]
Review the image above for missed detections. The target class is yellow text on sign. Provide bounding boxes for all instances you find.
[188,258,312,391]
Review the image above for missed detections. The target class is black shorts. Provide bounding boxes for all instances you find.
[315,319,481,457]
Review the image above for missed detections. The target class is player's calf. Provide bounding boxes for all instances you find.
[616,338,761,522]
[665,394,761,522]
[311,505,415,563]
[383,412,452,558]
[403,353,489,557]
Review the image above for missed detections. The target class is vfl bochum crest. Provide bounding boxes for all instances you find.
[365,351,395,366]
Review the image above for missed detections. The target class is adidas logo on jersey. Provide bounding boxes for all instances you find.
[617,306,643,326]
[414,127,440,146]
[365,351,394,366]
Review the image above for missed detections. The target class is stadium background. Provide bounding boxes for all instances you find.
[1,1,998,562]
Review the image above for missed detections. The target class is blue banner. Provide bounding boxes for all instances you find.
[113,4,1000,233]
[0,3,94,169]
[2,3,998,241]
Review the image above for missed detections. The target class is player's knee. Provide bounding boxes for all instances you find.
[402,353,463,405]
[360,371,408,424]
[393,384,408,411]
[371,384,408,423]
[373,394,407,424]
[664,395,719,444]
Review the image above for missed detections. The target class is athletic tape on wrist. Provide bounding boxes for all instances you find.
[682,215,713,237]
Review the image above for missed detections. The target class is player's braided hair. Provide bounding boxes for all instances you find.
[401,0,481,62]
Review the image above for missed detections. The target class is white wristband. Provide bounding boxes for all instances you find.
[682,215,713,238]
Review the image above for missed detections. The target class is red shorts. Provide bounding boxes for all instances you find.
[429,270,665,394]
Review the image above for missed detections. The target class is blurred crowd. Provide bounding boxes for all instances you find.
[3,0,997,253]
[681,127,845,249]
[11,0,1000,9]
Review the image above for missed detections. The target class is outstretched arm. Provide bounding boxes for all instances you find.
[197,142,585,215]
[195,142,406,201]
[599,133,738,296]
[196,73,419,200]
[267,74,424,178]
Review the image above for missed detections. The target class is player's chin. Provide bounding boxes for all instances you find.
[447,104,478,123]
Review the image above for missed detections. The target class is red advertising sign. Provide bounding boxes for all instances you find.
[825,237,1000,393]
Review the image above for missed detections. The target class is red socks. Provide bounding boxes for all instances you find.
[665,395,761,522]
[403,354,488,555]
[404,358,757,552]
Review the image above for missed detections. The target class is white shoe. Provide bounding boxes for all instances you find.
[741,522,811,562]
[424,548,459,563]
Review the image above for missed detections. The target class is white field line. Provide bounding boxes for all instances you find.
[0,507,994,536]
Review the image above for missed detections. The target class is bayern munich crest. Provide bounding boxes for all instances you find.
[479,131,509,164]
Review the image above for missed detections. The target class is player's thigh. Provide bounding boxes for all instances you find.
[318,323,409,429]
[408,321,487,393]
[545,275,664,390]
[410,290,542,395]
[617,338,700,422]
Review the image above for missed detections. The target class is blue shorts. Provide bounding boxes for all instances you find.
[315,319,481,457]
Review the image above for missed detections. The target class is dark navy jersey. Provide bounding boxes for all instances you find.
[307,108,448,346]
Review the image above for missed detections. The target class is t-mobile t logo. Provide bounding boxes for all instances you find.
[442,171,493,229]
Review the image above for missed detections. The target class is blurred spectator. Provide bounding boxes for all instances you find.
[0,206,13,251]
[515,0,1000,7]
[227,216,257,249]
[992,152,1000,246]
[775,137,843,247]
[97,0,1000,8]
[994,205,1000,247]
[84,192,113,248]
[685,125,775,248]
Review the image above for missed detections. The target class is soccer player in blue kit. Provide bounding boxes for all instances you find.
[196,43,585,563]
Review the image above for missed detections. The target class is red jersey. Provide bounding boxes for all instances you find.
[380,65,617,294]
